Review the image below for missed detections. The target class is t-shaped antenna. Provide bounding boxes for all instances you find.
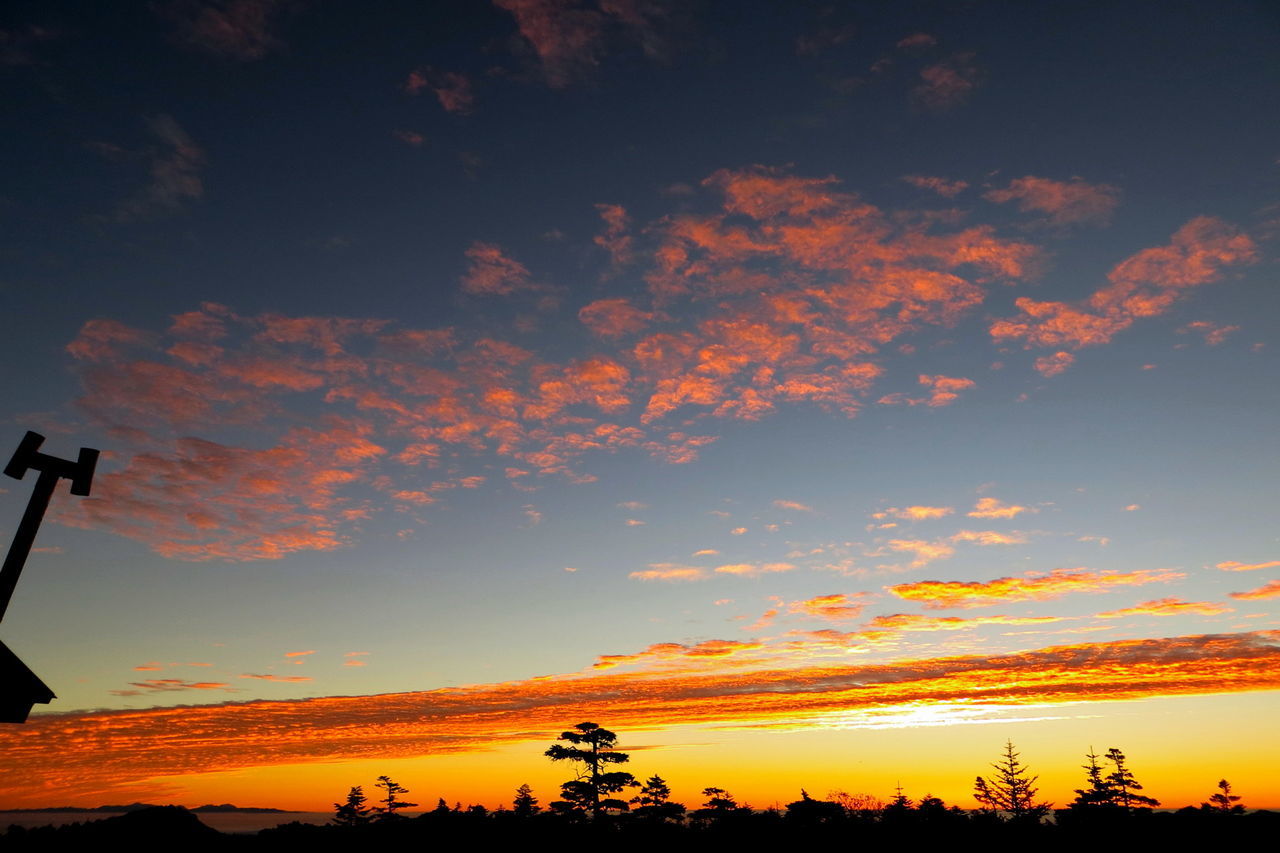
[1,431,99,623]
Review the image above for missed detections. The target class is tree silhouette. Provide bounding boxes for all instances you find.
[1071,748,1120,809]
[332,785,372,826]
[1202,779,1245,814]
[512,782,541,816]
[630,774,686,823]
[373,775,417,819]
[692,786,751,826]
[1103,748,1159,809]
[544,721,637,818]
[973,741,1051,823]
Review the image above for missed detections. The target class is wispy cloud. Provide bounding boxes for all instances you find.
[1229,580,1280,600]
[967,497,1032,519]
[1216,559,1280,572]
[912,53,979,111]
[162,0,292,61]
[630,564,707,582]
[113,115,206,222]
[1096,598,1233,618]
[984,176,1120,226]
[889,568,1184,609]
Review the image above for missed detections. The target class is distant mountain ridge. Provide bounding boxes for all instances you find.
[4,802,292,813]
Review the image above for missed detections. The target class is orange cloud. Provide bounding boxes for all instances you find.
[1230,580,1280,601]
[284,650,316,658]
[592,638,765,670]
[967,497,1032,519]
[9,631,1278,805]
[866,612,1064,632]
[901,175,968,197]
[239,674,314,683]
[594,203,633,268]
[889,568,1184,609]
[984,176,1120,226]
[713,562,795,577]
[110,678,233,696]
[874,505,953,520]
[1034,351,1075,376]
[629,564,707,582]
[1096,598,1234,618]
[878,374,974,407]
[1180,320,1240,345]
[1216,560,1280,572]
[991,217,1257,350]
[950,529,1027,546]
[885,539,954,568]
[579,298,653,337]
[789,593,868,622]
[773,499,814,512]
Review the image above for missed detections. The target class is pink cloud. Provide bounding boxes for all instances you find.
[163,0,290,61]
[912,54,979,110]
[984,176,1121,226]
[460,241,538,296]
[901,174,968,197]
[404,67,475,114]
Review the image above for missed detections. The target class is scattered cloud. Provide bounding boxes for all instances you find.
[873,505,953,521]
[283,650,315,658]
[162,0,292,60]
[889,567,1184,609]
[896,33,938,50]
[967,497,1032,519]
[991,217,1257,351]
[113,115,206,222]
[984,176,1120,226]
[884,539,954,569]
[1096,598,1234,618]
[731,527,747,536]
[1216,559,1280,572]
[693,549,719,557]
[1180,321,1240,346]
[950,529,1027,546]
[404,67,475,113]
[878,374,975,407]
[1034,351,1075,376]
[460,241,538,296]
[901,174,968,197]
[713,562,795,577]
[912,53,979,111]
[1229,580,1280,600]
[630,564,706,582]
[773,499,814,513]
[789,593,867,622]
[239,673,314,683]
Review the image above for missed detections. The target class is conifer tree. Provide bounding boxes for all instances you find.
[332,785,372,826]
[544,722,638,818]
[1202,779,1245,814]
[373,775,417,819]
[513,782,541,816]
[631,774,686,823]
[973,741,1051,823]
[1104,748,1159,809]
[1072,748,1119,808]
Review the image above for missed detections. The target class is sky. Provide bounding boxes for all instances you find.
[0,0,1278,813]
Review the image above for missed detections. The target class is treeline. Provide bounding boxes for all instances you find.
[2,723,1273,850]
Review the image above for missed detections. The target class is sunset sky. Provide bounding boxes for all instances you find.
[1,0,1277,813]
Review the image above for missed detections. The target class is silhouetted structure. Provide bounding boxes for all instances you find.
[0,431,99,722]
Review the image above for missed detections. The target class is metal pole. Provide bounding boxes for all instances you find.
[0,469,60,623]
